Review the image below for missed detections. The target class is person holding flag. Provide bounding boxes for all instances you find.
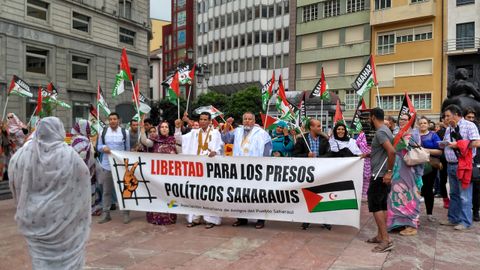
[221,112,272,229]
[271,121,294,157]
[364,107,395,253]
[386,112,423,237]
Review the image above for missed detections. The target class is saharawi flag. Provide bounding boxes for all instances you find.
[351,55,377,97]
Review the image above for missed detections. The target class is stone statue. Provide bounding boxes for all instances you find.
[441,68,480,117]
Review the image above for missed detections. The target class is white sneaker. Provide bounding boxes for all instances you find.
[420,197,425,203]
[454,224,469,231]
[427,215,436,222]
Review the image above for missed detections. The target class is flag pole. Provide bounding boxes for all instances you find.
[177,98,180,119]
[376,85,381,108]
[1,95,10,121]
[132,79,141,143]
[320,99,324,129]
[26,108,37,128]
[185,85,192,116]
[263,97,270,129]
[291,121,312,153]
[97,80,101,138]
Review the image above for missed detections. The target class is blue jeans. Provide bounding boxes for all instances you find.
[447,164,473,227]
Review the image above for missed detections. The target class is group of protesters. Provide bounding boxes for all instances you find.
[2,102,480,268]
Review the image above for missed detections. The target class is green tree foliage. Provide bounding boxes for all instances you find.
[225,86,262,124]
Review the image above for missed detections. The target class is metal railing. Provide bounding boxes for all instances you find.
[444,37,480,52]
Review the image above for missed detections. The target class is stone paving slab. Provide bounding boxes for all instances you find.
[1,198,479,270]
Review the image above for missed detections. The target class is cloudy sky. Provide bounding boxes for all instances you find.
[150,1,171,21]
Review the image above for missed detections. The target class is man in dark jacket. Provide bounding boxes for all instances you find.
[293,119,329,158]
[293,118,330,230]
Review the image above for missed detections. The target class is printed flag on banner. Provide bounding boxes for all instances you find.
[261,71,275,112]
[349,98,367,134]
[310,68,330,100]
[42,83,71,109]
[166,71,180,105]
[194,105,224,119]
[333,99,344,126]
[35,87,43,115]
[393,93,416,149]
[8,75,33,97]
[112,48,132,97]
[351,55,378,97]
[97,81,111,116]
[302,180,358,212]
[275,75,294,121]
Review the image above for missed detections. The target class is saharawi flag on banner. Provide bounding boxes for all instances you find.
[302,181,358,212]
[351,55,378,97]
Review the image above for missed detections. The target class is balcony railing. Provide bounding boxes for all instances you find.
[444,37,480,53]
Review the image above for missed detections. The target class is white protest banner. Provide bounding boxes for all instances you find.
[109,151,364,228]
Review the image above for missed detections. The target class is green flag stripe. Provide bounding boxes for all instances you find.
[311,199,358,212]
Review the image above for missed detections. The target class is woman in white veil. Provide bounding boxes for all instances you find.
[8,117,91,270]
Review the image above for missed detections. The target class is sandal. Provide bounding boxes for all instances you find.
[232,220,248,227]
[186,222,200,228]
[205,223,215,229]
[366,236,382,244]
[301,223,310,230]
[399,227,417,236]
[372,241,394,253]
[255,221,265,229]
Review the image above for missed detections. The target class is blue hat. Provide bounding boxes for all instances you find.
[276,121,287,128]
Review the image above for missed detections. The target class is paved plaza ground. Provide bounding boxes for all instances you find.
[1,198,479,270]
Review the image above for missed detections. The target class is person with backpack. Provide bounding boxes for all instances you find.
[97,112,130,224]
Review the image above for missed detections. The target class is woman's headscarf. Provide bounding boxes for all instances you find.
[71,119,92,163]
[333,123,350,142]
[8,117,91,269]
[6,113,27,135]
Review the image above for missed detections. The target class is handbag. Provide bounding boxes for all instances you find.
[403,141,430,166]
[429,156,443,170]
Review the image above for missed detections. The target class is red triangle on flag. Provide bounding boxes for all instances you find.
[301,189,323,212]
[260,113,277,129]
[333,99,343,125]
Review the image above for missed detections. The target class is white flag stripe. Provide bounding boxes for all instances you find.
[317,190,356,203]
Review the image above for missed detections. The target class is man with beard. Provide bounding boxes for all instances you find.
[221,112,272,229]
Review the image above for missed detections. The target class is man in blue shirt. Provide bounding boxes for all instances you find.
[97,112,130,224]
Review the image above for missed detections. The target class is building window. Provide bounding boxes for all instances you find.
[456,22,475,49]
[227,61,232,73]
[27,0,49,21]
[26,46,48,74]
[254,31,260,44]
[347,0,365,13]
[283,54,289,68]
[324,0,340,18]
[119,0,132,19]
[284,0,289,14]
[457,0,475,5]
[276,2,283,15]
[149,65,153,79]
[261,57,267,69]
[233,60,238,72]
[411,0,427,3]
[247,7,253,20]
[261,5,268,18]
[380,94,431,110]
[72,12,90,33]
[375,0,391,10]
[345,90,359,110]
[71,55,90,80]
[233,11,239,24]
[377,33,395,55]
[261,32,268,44]
[303,4,318,22]
[247,33,253,45]
[276,29,282,42]
[284,28,289,41]
[72,101,91,127]
[268,5,274,18]
[119,27,136,46]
